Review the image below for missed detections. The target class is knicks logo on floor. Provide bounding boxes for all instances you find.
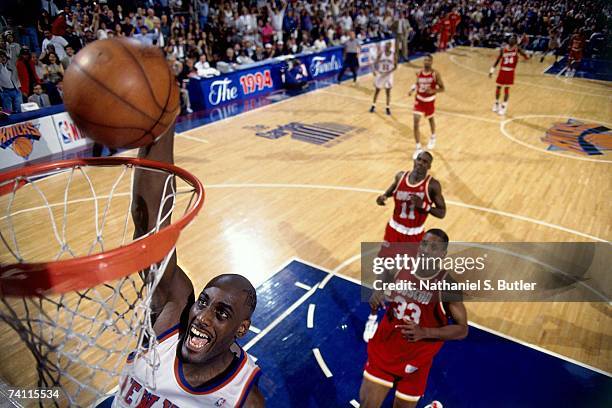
[541,119,611,156]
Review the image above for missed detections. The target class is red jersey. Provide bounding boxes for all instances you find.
[500,46,519,72]
[390,171,433,236]
[415,70,437,104]
[441,18,452,36]
[570,34,585,52]
[449,12,461,33]
[368,266,449,374]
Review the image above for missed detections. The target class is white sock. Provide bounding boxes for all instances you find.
[416,143,422,150]
[431,133,436,139]
[502,102,508,108]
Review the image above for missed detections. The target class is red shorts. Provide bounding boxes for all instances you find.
[363,357,433,401]
[382,223,424,243]
[496,69,515,86]
[569,50,582,63]
[413,99,435,118]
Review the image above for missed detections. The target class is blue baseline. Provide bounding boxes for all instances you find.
[239,260,612,408]
[544,57,612,82]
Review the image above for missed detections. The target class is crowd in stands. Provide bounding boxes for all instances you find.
[0,0,609,114]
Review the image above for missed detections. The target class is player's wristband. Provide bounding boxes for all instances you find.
[489,67,495,74]
[410,84,416,92]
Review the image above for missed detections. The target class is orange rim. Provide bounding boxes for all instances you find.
[0,157,204,297]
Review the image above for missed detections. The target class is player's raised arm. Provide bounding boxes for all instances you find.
[376,171,404,205]
[131,124,195,335]
[427,178,446,219]
[489,48,503,77]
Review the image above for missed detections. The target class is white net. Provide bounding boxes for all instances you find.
[0,160,200,407]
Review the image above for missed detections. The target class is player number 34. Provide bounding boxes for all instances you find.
[8,389,60,399]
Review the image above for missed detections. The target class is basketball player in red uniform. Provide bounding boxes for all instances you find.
[408,55,445,159]
[438,16,452,51]
[489,35,529,116]
[360,229,469,408]
[448,8,461,47]
[375,151,446,245]
[566,29,585,77]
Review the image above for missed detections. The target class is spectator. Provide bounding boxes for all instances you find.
[42,52,63,104]
[31,53,45,80]
[313,34,327,51]
[28,83,51,108]
[63,25,83,52]
[0,51,23,113]
[16,47,40,98]
[61,46,74,69]
[41,29,68,60]
[195,54,219,77]
[261,19,275,45]
[134,26,158,46]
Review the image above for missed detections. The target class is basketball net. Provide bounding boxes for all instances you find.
[0,158,203,407]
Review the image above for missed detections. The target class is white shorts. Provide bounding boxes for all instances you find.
[375,72,394,89]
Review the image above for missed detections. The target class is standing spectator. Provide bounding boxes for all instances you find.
[51,10,68,37]
[40,0,59,17]
[28,83,51,108]
[3,31,21,66]
[283,9,298,41]
[16,47,40,98]
[63,25,83,52]
[337,30,360,82]
[393,11,411,61]
[261,18,274,45]
[31,53,45,81]
[41,30,68,60]
[194,0,209,29]
[268,1,287,42]
[0,51,23,113]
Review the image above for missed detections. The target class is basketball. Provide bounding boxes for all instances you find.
[63,38,180,148]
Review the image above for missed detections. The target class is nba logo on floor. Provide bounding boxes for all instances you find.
[541,119,611,155]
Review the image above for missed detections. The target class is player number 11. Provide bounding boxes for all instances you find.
[400,202,416,220]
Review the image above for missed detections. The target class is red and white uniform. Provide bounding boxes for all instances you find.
[448,12,461,39]
[438,17,452,50]
[383,171,433,245]
[413,70,437,118]
[496,46,518,86]
[568,34,585,63]
[365,267,449,400]
[113,325,261,408]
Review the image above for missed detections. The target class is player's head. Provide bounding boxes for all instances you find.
[180,274,257,364]
[413,151,433,174]
[417,229,450,268]
[424,54,433,69]
[508,35,517,46]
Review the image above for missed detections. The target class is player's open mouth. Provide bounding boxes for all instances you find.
[186,325,212,352]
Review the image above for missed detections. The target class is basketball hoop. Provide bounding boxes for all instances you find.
[0,157,204,407]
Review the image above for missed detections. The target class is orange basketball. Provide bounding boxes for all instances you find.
[63,38,180,148]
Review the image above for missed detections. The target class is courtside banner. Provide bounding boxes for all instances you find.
[359,38,395,67]
[360,242,611,302]
[52,112,91,152]
[0,116,62,170]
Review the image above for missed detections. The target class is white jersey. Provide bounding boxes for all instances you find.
[112,325,261,408]
[375,49,395,89]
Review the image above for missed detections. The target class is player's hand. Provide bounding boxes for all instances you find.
[376,194,387,206]
[410,194,423,209]
[408,90,414,96]
[396,322,428,342]
[369,290,386,312]
[488,67,494,78]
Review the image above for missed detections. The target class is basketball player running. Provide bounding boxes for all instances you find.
[408,55,445,159]
[360,229,469,408]
[364,151,446,341]
[107,126,264,407]
[489,35,529,116]
[566,29,585,78]
[370,41,397,115]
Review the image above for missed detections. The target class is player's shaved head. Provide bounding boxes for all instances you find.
[205,274,257,317]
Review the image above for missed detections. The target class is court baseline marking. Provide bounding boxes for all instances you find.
[448,54,612,99]
[500,114,612,163]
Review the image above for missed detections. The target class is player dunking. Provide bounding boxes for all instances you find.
[566,29,585,77]
[360,229,469,408]
[370,41,397,115]
[103,126,265,407]
[408,55,445,159]
[489,35,529,116]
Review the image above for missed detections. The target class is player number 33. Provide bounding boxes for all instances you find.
[8,389,60,399]
[393,296,422,324]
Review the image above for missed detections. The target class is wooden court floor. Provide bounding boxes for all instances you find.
[1,46,611,395]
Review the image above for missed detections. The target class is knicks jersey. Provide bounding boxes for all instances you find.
[113,326,261,408]
[415,70,437,103]
[368,266,448,374]
[500,46,518,71]
[390,172,433,236]
[377,50,395,74]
